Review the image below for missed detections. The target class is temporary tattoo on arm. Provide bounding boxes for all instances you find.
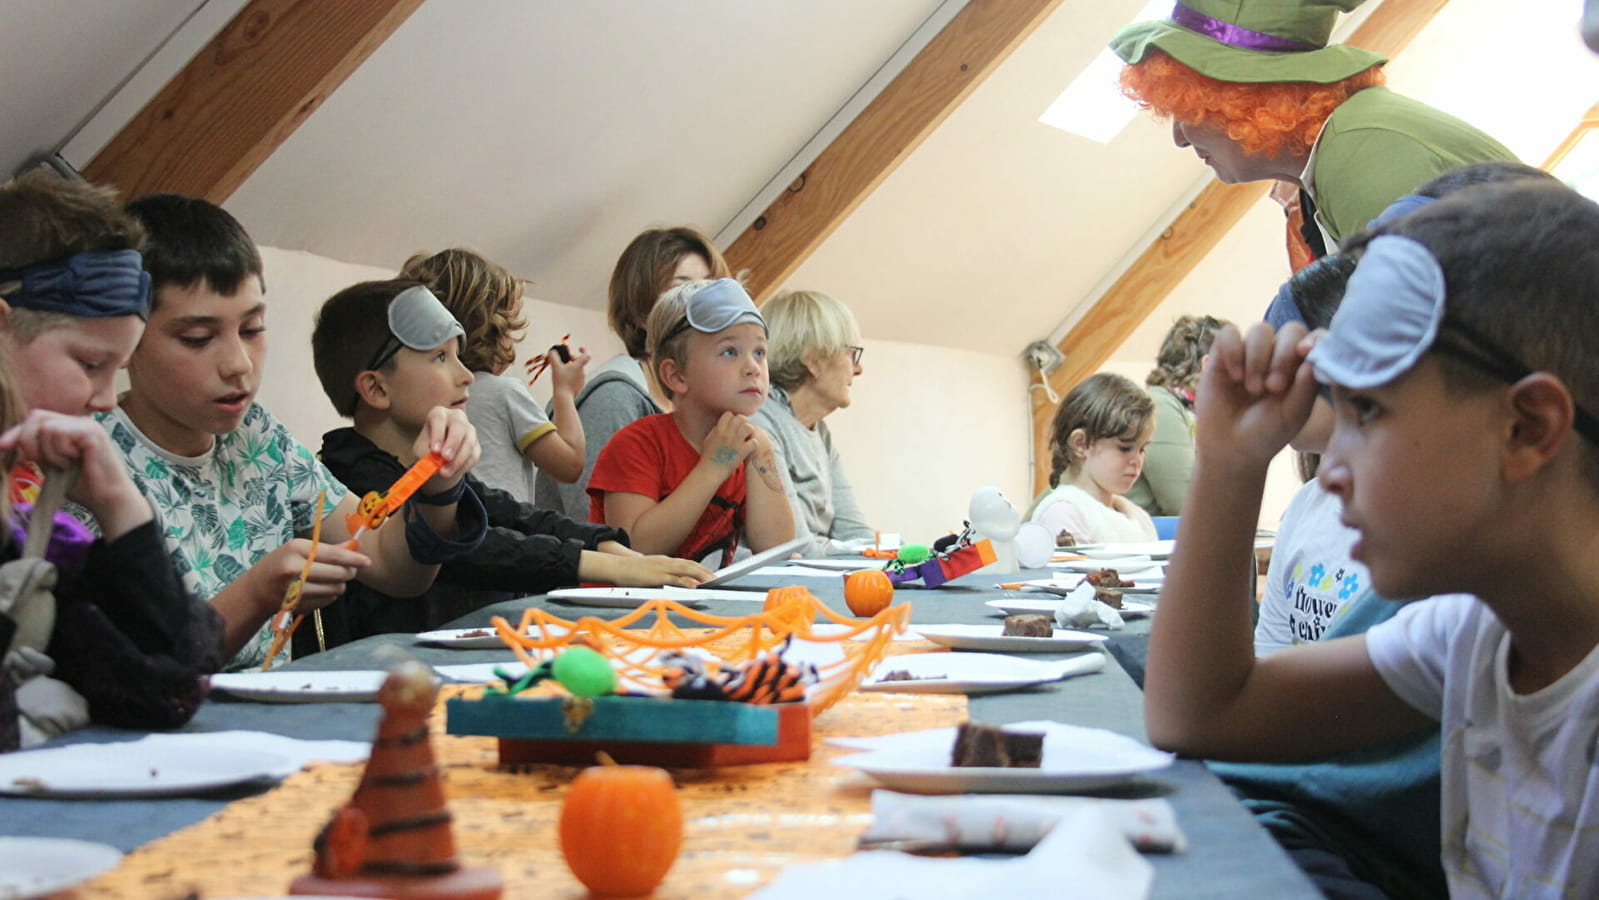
[710,446,739,467]
[750,451,786,494]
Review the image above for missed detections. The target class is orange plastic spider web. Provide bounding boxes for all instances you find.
[489,590,909,714]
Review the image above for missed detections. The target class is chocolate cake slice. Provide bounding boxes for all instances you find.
[950,721,1044,768]
[1002,613,1053,637]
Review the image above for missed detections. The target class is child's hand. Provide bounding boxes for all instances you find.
[548,344,590,397]
[253,538,371,614]
[413,407,480,494]
[0,410,150,540]
[1194,322,1320,465]
[701,412,758,471]
[611,554,713,588]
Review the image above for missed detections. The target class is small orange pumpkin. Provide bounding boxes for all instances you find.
[763,585,815,628]
[560,763,682,896]
[844,569,895,617]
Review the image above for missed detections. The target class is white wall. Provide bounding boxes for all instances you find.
[252,246,1031,541]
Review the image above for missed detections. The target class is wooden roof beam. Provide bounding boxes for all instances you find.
[82,0,426,204]
[1029,0,1452,491]
[724,0,1066,301]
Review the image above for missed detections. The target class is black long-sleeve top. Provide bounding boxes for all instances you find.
[299,427,629,656]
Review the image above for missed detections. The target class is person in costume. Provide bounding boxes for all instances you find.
[1111,0,1516,260]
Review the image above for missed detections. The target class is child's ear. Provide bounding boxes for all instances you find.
[658,357,689,397]
[354,370,391,411]
[1503,373,1575,482]
[1067,428,1089,459]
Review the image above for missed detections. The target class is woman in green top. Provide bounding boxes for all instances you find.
[1126,315,1225,517]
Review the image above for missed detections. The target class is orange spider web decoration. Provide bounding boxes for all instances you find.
[488,589,910,715]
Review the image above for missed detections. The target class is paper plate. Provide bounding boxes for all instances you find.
[544,585,767,608]
[0,837,122,899]
[0,744,290,798]
[984,598,1154,619]
[862,652,1103,694]
[699,536,809,586]
[208,670,389,703]
[912,624,1108,653]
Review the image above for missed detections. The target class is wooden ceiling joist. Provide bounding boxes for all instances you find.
[724,0,1065,301]
[1029,0,1452,491]
[82,0,425,204]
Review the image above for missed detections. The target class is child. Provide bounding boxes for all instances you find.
[0,171,220,750]
[1029,372,1157,544]
[535,226,731,521]
[401,248,590,503]
[107,194,484,670]
[1148,179,1599,898]
[305,279,711,652]
[587,278,794,563]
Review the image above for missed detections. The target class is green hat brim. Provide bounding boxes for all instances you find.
[1110,20,1387,84]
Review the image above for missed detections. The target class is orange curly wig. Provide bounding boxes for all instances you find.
[1120,50,1384,159]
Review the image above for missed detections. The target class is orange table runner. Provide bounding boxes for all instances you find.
[80,653,964,898]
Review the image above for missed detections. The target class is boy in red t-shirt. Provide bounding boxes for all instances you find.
[587,278,794,564]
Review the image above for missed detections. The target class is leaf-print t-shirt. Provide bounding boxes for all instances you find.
[93,403,345,670]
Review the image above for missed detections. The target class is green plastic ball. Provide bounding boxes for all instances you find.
[898,543,932,565]
[551,646,618,697]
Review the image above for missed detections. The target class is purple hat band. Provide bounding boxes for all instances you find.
[1170,3,1322,53]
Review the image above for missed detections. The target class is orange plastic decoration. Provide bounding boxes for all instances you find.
[843,569,895,618]
[489,593,908,716]
[763,585,813,629]
[560,764,681,896]
[344,451,446,539]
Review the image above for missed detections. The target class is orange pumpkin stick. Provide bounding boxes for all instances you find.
[262,489,326,670]
[343,451,447,545]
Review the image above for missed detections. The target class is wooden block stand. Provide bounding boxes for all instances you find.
[446,694,813,767]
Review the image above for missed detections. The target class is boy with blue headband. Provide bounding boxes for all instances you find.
[304,279,711,653]
[588,278,794,563]
[0,172,221,749]
[1148,179,1599,898]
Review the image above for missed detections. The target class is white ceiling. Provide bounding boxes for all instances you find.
[6,0,1599,364]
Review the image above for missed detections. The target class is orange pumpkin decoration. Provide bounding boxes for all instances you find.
[560,763,682,896]
[763,585,815,629]
[844,569,895,617]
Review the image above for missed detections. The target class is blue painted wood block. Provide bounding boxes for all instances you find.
[446,694,779,745]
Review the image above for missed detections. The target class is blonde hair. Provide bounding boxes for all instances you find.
[401,248,526,373]
[644,279,712,381]
[609,226,731,359]
[1046,373,1153,488]
[764,289,860,391]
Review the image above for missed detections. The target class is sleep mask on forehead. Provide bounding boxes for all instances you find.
[0,249,151,320]
[667,278,765,341]
[1309,235,1599,443]
[365,285,466,371]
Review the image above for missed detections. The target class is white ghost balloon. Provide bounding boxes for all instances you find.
[1014,521,1054,569]
[968,486,1020,574]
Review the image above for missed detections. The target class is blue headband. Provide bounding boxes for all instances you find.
[0,249,151,320]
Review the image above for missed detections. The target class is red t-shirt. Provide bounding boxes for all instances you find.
[8,461,42,505]
[587,413,744,565]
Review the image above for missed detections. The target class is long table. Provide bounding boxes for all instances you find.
[0,566,1317,898]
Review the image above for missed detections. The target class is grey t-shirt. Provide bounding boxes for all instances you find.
[750,386,873,557]
[464,370,554,504]
[534,354,661,521]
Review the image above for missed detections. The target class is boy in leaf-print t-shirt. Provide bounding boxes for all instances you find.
[98,403,345,670]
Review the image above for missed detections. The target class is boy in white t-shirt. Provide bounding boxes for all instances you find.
[1148,180,1599,898]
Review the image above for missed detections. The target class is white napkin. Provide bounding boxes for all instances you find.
[859,790,1186,853]
[1055,582,1126,630]
[748,804,1152,899]
[127,730,369,775]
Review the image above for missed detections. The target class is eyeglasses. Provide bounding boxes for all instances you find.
[846,345,864,366]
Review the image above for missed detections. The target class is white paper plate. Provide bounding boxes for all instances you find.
[544,585,766,608]
[984,598,1154,619]
[0,837,122,899]
[1073,540,1176,560]
[808,622,925,642]
[912,624,1108,653]
[0,744,291,798]
[1052,557,1162,575]
[863,652,1103,694]
[208,670,389,703]
[830,720,1173,793]
[785,558,877,572]
[415,623,573,649]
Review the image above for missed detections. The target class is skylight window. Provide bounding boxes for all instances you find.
[1039,0,1169,143]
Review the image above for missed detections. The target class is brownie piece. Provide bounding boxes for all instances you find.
[1085,568,1134,588]
[1002,614,1053,637]
[950,722,1044,768]
[1094,587,1125,610]
[879,669,945,682]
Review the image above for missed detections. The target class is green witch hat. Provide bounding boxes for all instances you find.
[1110,0,1387,84]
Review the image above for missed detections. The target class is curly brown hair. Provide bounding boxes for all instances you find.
[1147,314,1228,392]
[609,226,731,359]
[401,248,525,374]
[1120,50,1384,159]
